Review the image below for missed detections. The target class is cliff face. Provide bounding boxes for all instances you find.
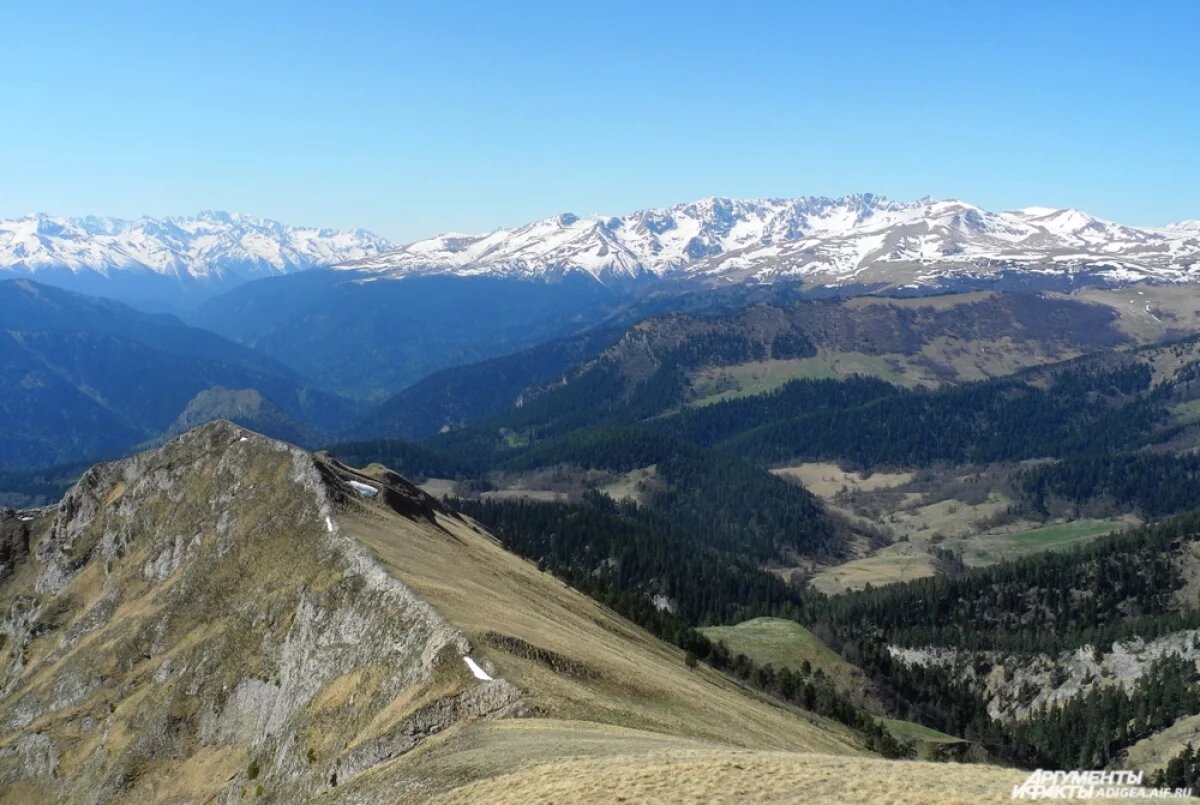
[0,422,522,803]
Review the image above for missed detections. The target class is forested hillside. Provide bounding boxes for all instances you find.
[1016,452,1200,520]
[352,328,624,439]
[350,290,1131,441]
[717,364,1165,467]
[810,514,1200,772]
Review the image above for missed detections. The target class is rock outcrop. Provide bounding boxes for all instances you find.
[890,629,1200,722]
[0,421,524,803]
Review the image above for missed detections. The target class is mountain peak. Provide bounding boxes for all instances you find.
[344,195,1198,289]
[0,212,392,291]
[0,421,531,799]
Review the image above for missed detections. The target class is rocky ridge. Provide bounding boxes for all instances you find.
[0,421,524,802]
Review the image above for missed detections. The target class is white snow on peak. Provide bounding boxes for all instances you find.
[8,199,1194,292]
[342,194,1199,288]
[347,479,379,498]
[0,212,391,282]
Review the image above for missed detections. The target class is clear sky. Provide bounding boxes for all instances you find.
[2,1,1197,241]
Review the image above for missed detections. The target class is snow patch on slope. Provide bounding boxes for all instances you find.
[463,656,493,681]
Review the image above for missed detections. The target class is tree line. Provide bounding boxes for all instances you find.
[815,514,1200,654]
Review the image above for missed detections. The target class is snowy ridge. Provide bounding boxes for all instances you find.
[342,194,1200,289]
[0,211,390,282]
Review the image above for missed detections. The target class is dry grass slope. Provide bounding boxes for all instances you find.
[340,504,861,753]
[427,748,1031,804]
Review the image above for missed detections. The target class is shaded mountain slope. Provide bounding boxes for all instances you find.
[190,271,625,400]
[0,279,300,379]
[0,330,146,468]
[355,290,1130,442]
[164,387,318,447]
[353,327,624,440]
[0,280,357,469]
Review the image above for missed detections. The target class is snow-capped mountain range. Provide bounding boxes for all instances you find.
[5,198,1199,301]
[0,211,389,283]
[343,194,1200,290]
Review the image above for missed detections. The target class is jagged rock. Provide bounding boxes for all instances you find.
[890,629,1200,721]
[0,512,31,583]
[0,421,525,802]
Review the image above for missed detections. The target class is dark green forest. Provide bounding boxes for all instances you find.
[1017,451,1200,520]
[817,514,1200,653]
[409,358,1174,480]
[717,365,1166,468]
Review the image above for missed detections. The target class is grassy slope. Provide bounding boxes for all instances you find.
[686,337,1091,407]
[332,471,1060,803]
[1003,520,1128,549]
[699,617,858,687]
[1125,713,1200,777]
[0,426,496,804]
[810,517,1134,595]
[1080,285,1200,344]
[880,718,964,745]
[770,459,1137,594]
[771,463,914,498]
[342,505,860,752]
[424,747,1028,804]
[698,618,967,754]
[680,289,1156,407]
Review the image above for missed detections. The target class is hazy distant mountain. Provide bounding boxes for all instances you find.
[0,279,358,468]
[189,271,626,400]
[342,195,1200,290]
[0,211,390,305]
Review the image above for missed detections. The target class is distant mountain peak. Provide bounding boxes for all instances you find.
[0,212,392,288]
[343,195,1199,290]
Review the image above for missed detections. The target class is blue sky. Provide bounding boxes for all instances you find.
[2,1,1197,241]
